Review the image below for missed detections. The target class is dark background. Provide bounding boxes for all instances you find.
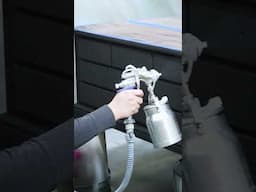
[0,0,73,149]
[184,0,256,182]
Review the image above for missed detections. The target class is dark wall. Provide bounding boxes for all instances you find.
[184,0,256,181]
[2,0,73,147]
[0,0,6,113]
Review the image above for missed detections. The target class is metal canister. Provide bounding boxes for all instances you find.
[143,101,181,148]
[73,133,111,192]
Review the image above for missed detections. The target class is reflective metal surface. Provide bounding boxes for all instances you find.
[73,133,111,192]
[144,102,181,148]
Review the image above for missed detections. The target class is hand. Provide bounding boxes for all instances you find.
[108,89,144,121]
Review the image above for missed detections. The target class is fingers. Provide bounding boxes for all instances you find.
[113,90,144,119]
[122,89,144,104]
[133,89,144,97]
[126,96,141,115]
[124,89,144,97]
[137,97,143,105]
[132,102,141,115]
[128,95,143,105]
[110,89,144,119]
[133,108,139,114]
[131,104,140,115]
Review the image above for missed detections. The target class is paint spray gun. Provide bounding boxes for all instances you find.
[113,65,181,192]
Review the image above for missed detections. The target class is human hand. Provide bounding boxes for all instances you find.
[108,89,144,121]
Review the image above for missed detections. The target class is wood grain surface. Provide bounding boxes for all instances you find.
[77,17,181,51]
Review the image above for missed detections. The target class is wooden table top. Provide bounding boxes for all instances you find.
[76,17,182,52]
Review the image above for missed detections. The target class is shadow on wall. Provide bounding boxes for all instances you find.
[74,0,181,27]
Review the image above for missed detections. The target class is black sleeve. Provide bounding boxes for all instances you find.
[0,119,73,192]
[74,104,116,148]
[0,105,115,192]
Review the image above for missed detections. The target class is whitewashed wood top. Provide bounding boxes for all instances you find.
[76,17,182,51]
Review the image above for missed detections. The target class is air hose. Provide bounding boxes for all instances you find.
[114,117,135,192]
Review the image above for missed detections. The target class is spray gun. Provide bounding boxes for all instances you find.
[115,64,160,104]
[113,65,181,192]
[116,65,181,148]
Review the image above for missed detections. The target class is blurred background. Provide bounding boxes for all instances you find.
[74,0,181,26]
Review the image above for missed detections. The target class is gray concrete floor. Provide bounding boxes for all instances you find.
[106,129,181,192]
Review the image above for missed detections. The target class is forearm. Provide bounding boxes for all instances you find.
[0,119,73,192]
[0,105,115,191]
[74,105,116,148]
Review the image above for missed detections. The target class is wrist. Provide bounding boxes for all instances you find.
[107,103,119,121]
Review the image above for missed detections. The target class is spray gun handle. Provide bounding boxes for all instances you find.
[117,85,136,93]
[115,86,136,137]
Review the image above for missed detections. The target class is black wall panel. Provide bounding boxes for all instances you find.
[78,61,120,91]
[155,80,182,112]
[3,0,73,141]
[7,0,72,21]
[188,0,256,69]
[153,54,182,84]
[79,82,114,108]
[112,45,153,69]
[0,0,6,114]
[10,64,73,125]
[77,38,111,65]
[7,9,72,76]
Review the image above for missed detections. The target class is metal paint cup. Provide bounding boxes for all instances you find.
[144,101,181,148]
